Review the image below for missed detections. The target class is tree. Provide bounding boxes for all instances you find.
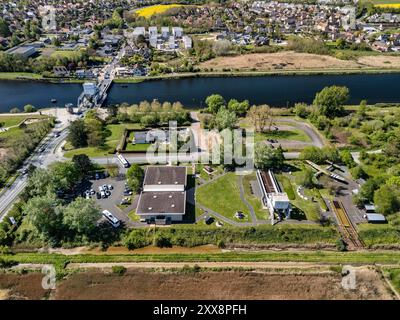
[296,168,315,188]
[247,105,272,132]
[254,143,284,170]
[24,168,56,199]
[205,94,226,114]
[63,198,101,235]
[25,194,63,240]
[49,161,79,192]
[374,185,400,215]
[384,132,400,159]
[85,118,103,147]
[212,107,237,130]
[0,18,11,37]
[212,40,232,56]
[9,107,20,114]
[67,119,87,148]
[72,154,93,177]
[24,104,36,113]
[293,103,310,118]
[313,86,349,118]
[227,99,250,116]
[126,164,144,192]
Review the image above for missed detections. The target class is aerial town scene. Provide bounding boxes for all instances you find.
[0,0,400,305]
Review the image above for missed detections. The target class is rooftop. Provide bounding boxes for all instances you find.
[144,166,186,186]
[136,191,186,215]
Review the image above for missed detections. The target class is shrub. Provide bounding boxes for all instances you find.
[0,257,17,268]
[111,265,127,275]
[154,234,172,248]
[336,238,348,252]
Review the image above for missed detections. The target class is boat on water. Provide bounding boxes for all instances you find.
[51,98,57,103]
[120,84,128,88]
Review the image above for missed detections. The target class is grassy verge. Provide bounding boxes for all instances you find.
[0,72,43,80]
[358,224,400,246]
[242,173,268,220]
[5,250,400,266]
[384,268,400,295]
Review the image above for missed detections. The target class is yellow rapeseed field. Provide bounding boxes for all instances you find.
[375,4,400,8]
[135,4,183,18]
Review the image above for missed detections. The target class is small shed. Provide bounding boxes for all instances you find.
[364,204,376,213]
[365,213,387,224]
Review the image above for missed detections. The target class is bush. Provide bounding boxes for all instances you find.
[336,238,348,252]
[154,234,172,248]
[111,265,127,275]
[0,257,17,268]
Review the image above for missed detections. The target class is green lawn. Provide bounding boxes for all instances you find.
[50,50,85,59]
[254,128,310,143]
[125,143,152,152]
[64,123,142,158]
[0,72,43,80]
[276,172,319,221]
[196,173,251,222]
[0,114,48,128]
[242,173,268,220]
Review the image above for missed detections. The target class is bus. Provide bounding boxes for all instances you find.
[102,210,121,228]
[116,152,130,168]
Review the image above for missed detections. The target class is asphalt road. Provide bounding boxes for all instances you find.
[0,128,69,222]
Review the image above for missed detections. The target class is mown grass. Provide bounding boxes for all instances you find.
[196,173,250,221]
[242,173,268,220]
[0,72,43,80]
[64,123,142,158]
[0,114,48,128]
[254,129,310,143]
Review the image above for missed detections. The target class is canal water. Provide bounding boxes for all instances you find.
[1,73,400,112]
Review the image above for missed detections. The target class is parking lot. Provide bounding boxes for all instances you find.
[85,175,138,228]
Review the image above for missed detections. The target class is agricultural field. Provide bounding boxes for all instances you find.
[135,4,184,18]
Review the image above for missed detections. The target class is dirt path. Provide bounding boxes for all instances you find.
[66,261,333,270]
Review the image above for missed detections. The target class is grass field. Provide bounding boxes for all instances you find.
[135,4,183,18]
[64,123,142,158]
[196,173,251,222]
[0,72,43,80]
[0,114,47,128]
[50,50,85,59]
[254,129,311,143]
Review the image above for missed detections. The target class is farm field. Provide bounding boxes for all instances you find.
[135,4,184,18]
[200,51,400,72]
[0,267,395,300]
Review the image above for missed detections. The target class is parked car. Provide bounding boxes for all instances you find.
[96,192,101,199]
[100,190,106,198]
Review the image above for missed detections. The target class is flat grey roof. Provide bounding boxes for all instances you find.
[7,46,36,55]
[366,213,386,222]
[144,166,186,186]
[136,191,186,215]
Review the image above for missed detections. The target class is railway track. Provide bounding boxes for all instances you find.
[331,200,364,249]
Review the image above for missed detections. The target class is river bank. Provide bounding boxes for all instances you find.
[114,67,400,83]
[0,72,84,83]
